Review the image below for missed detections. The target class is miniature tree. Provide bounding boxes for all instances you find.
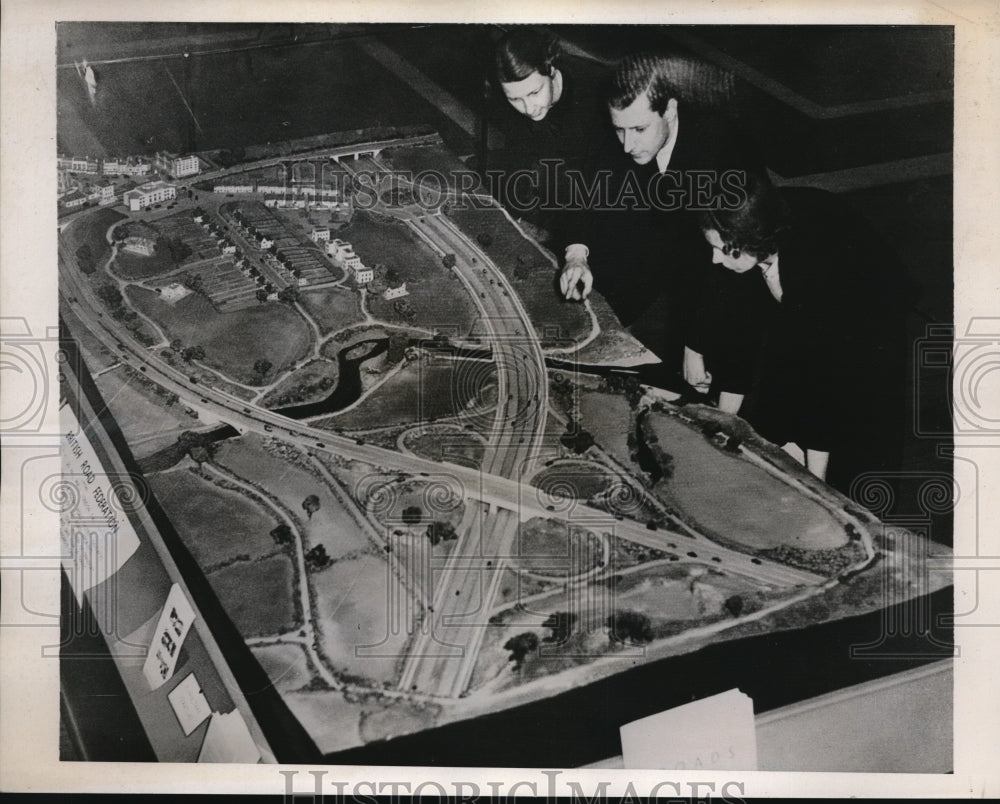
[177,430,216,466]
[302,494,321,520]
[181,345,205,363]
[724,595,744,618]
[442,253,457,269]
[503,632,539,669]
[305,544,330,570]
[270,523,293,545]
[182,271,204,292]
[386,332,409,364]
[425,521,457,546]
[608,609,653,645]
[253,359,272,382]
[560,421,595,455]
[159,237,192,264]
[96,283,124,311]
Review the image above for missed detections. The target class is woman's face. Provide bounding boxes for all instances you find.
[703,228,759,273]
[501,68,560,121]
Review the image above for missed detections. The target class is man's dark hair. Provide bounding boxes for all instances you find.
[700,171,790,260]
[608,52,736,112]
[494,28,562,83]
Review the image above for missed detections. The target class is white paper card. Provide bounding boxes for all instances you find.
[197,710,261,764]
[167,673,212,736]
[142,583,196,689]
[620,688,758,770]
[60,401,141,605]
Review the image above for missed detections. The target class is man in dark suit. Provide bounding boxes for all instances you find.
[558,53,761,380]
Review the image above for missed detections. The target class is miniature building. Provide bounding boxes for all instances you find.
[120,160,151,177]
[326,239,363,269]
[60,191,88,209]
[213,183,255,194]
[383,282,408,300]
[98,157,150,177]
[353,265,374,285]
[156,152,200,178]
[57,155,100,174]
[158,283,191,303]
[95,180,116,205]
[123,180,177,211]
[310,227,331,243]
[172,154,201,177]
[122,236,156,256]
[57,171,74,194]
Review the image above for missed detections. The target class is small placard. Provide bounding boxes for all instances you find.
[620,688,758,770]
[167,673,212,736]
[197,710,262,764]
[142,583,196,689]
[60,403,141,605]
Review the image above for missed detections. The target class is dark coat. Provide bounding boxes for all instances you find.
[560,105,764,372]
[688,187,918,489]
[490,63,608,236]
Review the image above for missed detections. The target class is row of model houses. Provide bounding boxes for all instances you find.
[192,210,239,255]
[58,152,200,178]
[60,176,182,213]
[59,179,119,210]
[323,237,408,299]
[213,181,348,208]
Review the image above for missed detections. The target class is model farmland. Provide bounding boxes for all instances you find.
[59,134,951,757]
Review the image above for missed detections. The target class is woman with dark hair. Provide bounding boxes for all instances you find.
[685,172,917,491]
[494,28,565,122]
[490,28,607,241]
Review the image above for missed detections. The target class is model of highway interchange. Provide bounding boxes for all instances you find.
[59,133,950,754]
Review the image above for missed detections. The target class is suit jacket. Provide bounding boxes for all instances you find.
[560,105,764,370]
[688,187,918,484]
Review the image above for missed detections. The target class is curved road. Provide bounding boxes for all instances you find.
[59,178,846,702]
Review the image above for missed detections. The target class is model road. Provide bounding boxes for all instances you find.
[186,133,442,186]
[59,213,828,594]
[60,188,835,700]
[343,154,561,696]
[395,210,552,697]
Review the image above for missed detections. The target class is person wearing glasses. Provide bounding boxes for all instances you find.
[684,171,917,491]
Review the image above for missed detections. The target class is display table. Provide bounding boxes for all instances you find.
[584,659,952,772]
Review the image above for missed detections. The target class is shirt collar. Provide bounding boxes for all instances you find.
[654,112,680,174]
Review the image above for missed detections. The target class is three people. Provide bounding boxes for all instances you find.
[492,32,913,489]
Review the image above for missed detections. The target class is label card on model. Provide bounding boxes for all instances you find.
[620,688,758,770]
[142,583,196,689]
[167,672,212,736]
[60,401,141,606]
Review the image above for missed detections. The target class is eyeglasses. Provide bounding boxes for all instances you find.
[720,242,742,259]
